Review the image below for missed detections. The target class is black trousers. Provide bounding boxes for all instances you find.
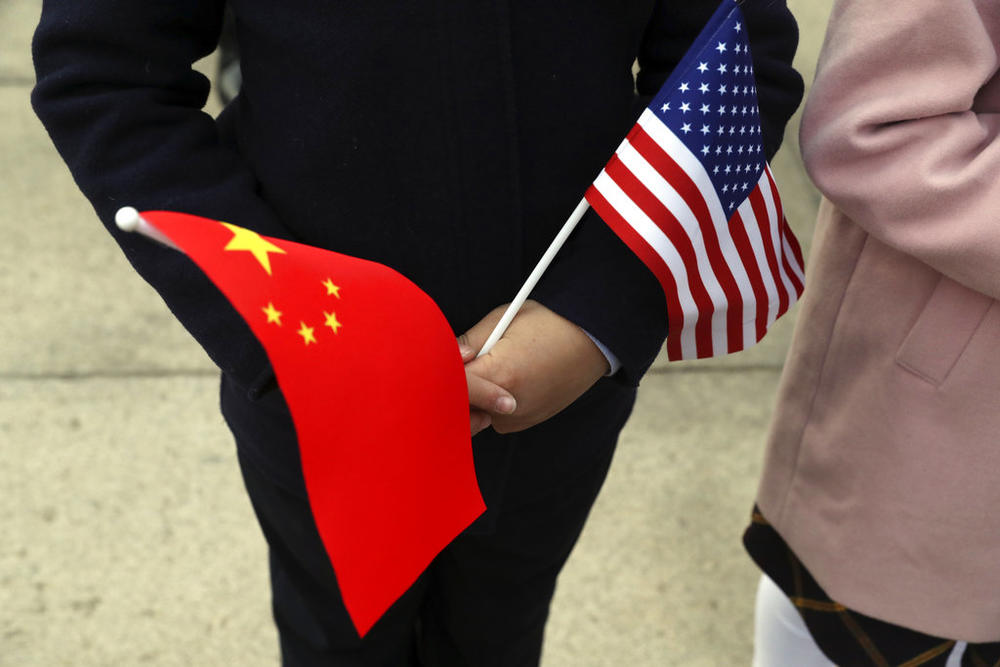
[224,374,637,666]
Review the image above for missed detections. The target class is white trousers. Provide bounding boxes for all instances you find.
[751,575,966,667]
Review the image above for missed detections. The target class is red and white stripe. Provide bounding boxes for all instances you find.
[586,109,804,361]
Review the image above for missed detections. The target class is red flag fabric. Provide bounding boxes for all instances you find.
[140,210,485,637]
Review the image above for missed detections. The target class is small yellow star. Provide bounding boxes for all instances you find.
[221,223,286,275]
[297,321,317,345]
[323,311,342,334]
[262,302,283,326]
[322,278,341,298]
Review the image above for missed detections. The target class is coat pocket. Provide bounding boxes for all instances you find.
[895,276,994,386]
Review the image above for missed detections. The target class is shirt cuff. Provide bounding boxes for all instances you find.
[582,328,622,376]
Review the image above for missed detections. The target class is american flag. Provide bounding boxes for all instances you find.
[586,1,804,361]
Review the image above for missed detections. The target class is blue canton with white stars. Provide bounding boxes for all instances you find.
[649,13,764,214]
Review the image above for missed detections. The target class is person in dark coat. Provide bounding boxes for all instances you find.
[31,1,803,664]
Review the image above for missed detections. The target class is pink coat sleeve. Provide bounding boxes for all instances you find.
[800,0,1000,299]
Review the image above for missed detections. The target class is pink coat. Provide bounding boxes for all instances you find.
[756,0,1000,642]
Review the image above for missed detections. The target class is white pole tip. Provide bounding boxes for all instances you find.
[115,206,141,232]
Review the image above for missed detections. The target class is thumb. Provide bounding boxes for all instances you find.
[457,304,509,362]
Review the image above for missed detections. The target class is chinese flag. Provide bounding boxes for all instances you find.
[140,210,485,636]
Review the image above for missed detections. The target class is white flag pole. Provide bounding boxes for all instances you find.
[114,206,181,251]
[477,198,591,357]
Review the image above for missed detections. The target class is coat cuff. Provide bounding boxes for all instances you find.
[532,207,666,387]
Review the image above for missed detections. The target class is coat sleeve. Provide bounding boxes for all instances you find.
[32,0,289,394]
[801,0,1000,300]
[533,0,803,385]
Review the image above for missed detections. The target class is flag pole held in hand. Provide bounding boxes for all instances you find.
[477,199,590,357]
[480,0,805,362]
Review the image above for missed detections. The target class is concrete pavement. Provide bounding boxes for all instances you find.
[1,2,832,664]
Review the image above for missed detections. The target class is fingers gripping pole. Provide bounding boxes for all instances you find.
[477,199,591,357]
[114,207,181,251]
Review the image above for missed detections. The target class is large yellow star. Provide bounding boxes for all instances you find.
[323,311,342,334]
[322,278,341,298]
[297,322,317,345]
[221,223,286,275]
[262,302,283,326]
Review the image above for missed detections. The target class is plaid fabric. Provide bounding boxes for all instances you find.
[744,507,1000,666]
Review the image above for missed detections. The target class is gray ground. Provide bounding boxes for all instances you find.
[1,2,833,664]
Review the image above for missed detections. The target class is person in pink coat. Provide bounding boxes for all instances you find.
[743,1,1000,664]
